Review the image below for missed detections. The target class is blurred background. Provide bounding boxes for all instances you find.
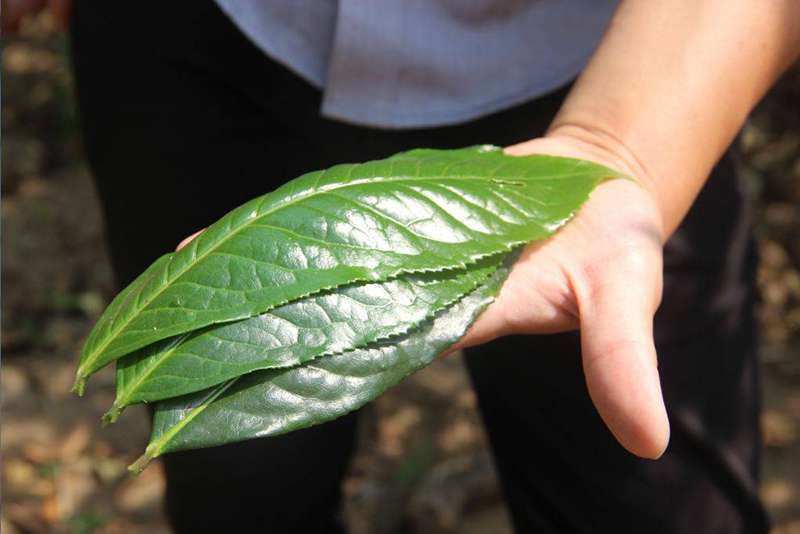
[2,13,800,534]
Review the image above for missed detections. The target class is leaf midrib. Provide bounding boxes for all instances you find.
[145,378,236,459]
[114,333,192,411]
[82,167,593,371]
[115,269,483,408]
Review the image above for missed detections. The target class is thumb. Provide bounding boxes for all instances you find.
[577,253,669,459]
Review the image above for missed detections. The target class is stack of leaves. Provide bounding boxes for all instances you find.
[72,146,621,473]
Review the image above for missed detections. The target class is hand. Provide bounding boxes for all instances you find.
[451,132,670,459]
[175,133,670,460]
[2,0,71,33]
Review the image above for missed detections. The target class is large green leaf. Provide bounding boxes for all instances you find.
[129,257,511,473]
[76,146,622,391]
[106,254,504,421]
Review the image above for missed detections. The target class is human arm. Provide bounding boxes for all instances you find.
[454,0,800,458]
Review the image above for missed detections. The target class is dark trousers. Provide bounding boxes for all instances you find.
[70,2,767,532]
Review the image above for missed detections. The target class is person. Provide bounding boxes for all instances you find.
[7,0,800,532]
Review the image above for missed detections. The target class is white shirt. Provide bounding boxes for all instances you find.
[214,0,618,129]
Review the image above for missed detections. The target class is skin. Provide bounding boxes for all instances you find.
[19,0,799,459]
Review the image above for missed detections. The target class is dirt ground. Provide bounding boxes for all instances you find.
[3,16,800,534]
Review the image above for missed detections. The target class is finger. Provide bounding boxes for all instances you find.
[444,299,508,355]
[577,255,669,459]
[176,228,205,251]
[446,243,579,355]
[447,276,576,354]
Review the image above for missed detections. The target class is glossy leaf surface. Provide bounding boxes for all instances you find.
[108,255,502,419]
[130,259,510,471]
[76,146,621,390]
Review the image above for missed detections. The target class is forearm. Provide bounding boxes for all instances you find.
[549,0,800,236]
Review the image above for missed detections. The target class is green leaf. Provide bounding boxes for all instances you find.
[106,254,504,421]
[76,146,622,391]
[129,257,512,472]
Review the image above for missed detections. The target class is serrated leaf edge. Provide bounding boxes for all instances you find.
[78,149,627,389]
[105,256,504,422]
[128,266,505,472]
